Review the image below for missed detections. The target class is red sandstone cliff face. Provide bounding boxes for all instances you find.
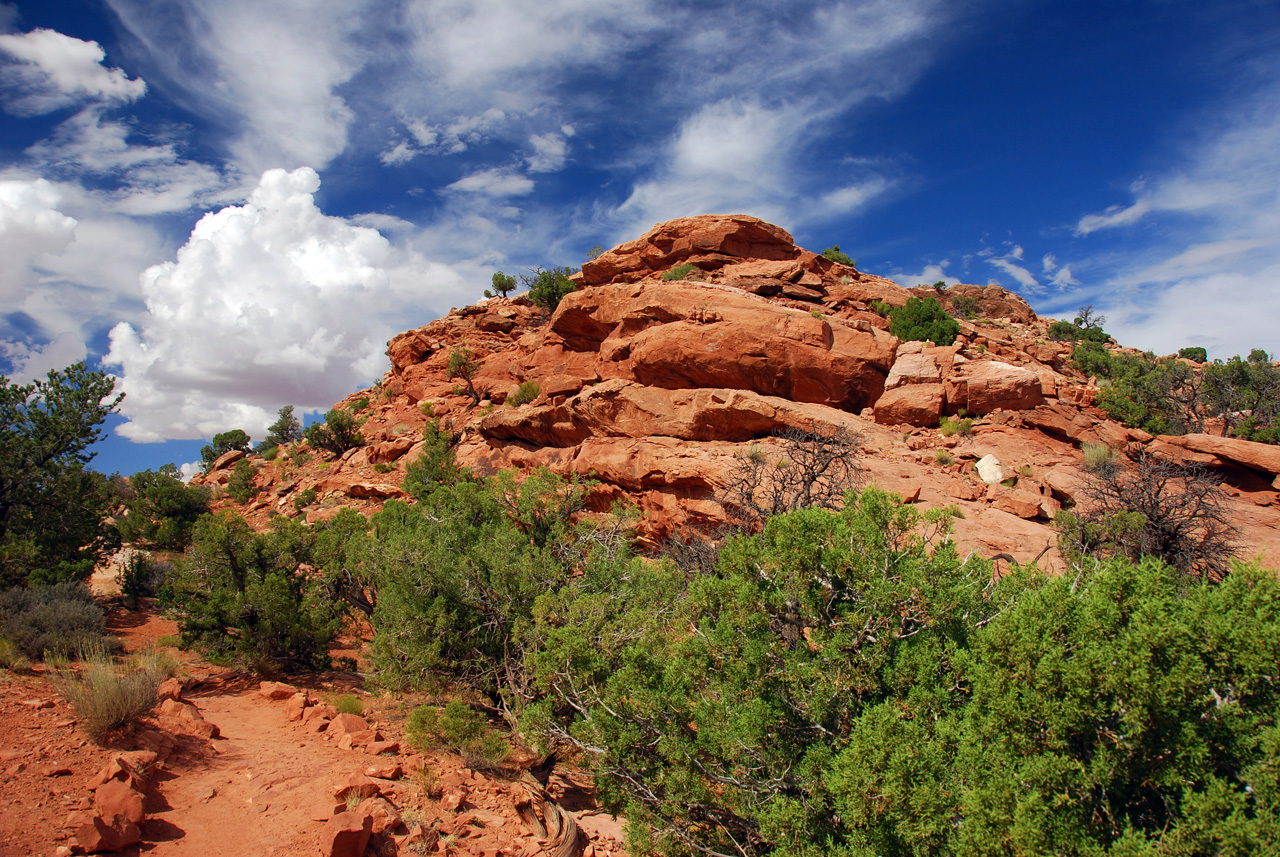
[194,215,1280,569]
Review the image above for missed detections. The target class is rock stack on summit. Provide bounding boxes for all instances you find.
[195,215,1280,568]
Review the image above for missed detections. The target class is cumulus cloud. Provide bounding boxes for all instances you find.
[0,174,176,381]
[0,28,145,114]
[104,167,398,442]
[0,177,78,302]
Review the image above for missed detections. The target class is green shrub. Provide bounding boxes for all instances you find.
[0,363,123,588]
[164,512,341,673]
[370,468,589,694]
[821,245,855,266]
[1178,346,1208,363]
[227,459,259,504]
[293,487,318,510]
[486,271,517,299]
[447,348,482,406]
[950,294,980,319]
[939,415,974,437]
[1049,319,1111,343]
[261,445,279,461]
[372,462,391,474]
[200,429,251,472]
[526,489,1280,856]
[889,296,959,345]
[118,552,169,610]
[660,263,697,281]
[1070,340,1116,378]
[350,396,370,412]
[334,693,363,715]
[54,647,160,744]
[525,267,577,312]
[869,299,892,317]
[402,420,465,499]
[507,381,540,407]
[0,581,111,660]
[935,449,954,466]
[406,699,509,770]
[304,408,364,457]
[115,465,211,550]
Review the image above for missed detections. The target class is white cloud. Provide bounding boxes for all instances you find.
[0,28,145,115]
[1069,72,1280,356]
[614,100,804,232]
[379,141,417,166]
[1048,264,1079,288]
[0,173,176,381]
[1075,199,1152,236]
[106,0,367,172]
[0,177,78,303]
[25,107,237,214]
[349,212,415,233]
[1042,253,1057,273]
[1104,263,1280,360]
[986,257,1041,292]
[445,168,534,198]
[527,132,569,173]
[104,167,398,441]
[889,262,960,290]
[404,0,656,93]
[2,331,86,383]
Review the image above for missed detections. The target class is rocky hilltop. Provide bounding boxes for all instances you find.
[194,215,1280,569]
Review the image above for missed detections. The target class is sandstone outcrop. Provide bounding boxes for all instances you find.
[195,214,1280,568]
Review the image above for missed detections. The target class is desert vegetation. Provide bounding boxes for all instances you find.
[146,418,1280,854]
[888,295,959,346]
[1074,340,1280,441]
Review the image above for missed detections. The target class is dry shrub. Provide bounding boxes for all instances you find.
[720,425,865,530]
[55,646,162,744]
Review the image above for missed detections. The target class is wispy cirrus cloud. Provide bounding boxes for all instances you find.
[1068,69,1280,356]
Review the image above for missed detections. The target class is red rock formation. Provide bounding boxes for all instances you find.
[195,214,1280,568]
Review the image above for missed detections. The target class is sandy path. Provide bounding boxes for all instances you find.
[142,689,389,855]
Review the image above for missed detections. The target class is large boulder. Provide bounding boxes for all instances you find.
[480,380,863,447]
[1158,434,1280,478]
[947,360,1044,415]
[580,215,801,285]
[318,810,374,857]
[873,384,945,426]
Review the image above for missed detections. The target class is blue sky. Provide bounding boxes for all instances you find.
[1,0,1278,476]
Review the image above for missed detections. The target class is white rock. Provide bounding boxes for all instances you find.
[976,454,1006,485]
